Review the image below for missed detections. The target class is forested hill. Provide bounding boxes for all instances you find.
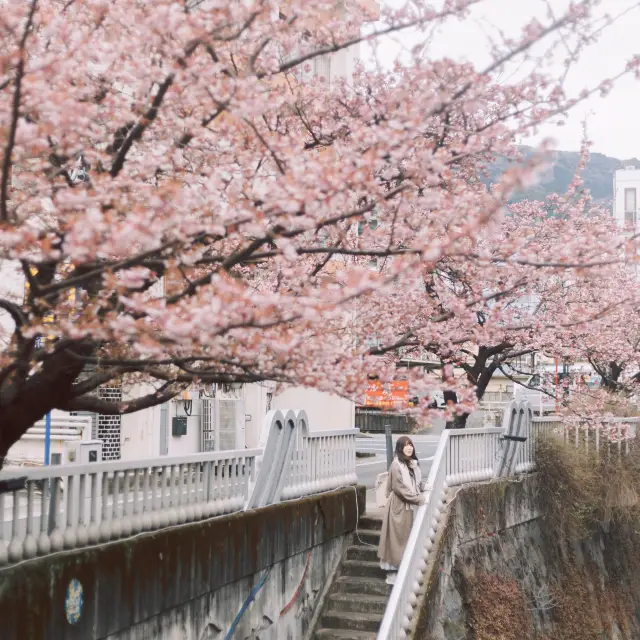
[487,146,640,203]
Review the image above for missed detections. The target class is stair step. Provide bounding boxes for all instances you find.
[321,612,383,633]
[333,576,390,597]
[346,545,378,562]
[353,529,381,546]
[358,516,383,531]
[314,629,377,640]
[327,593,388,615]
[342,560,386,580]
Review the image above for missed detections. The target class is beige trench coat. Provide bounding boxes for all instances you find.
[377,459,424,568]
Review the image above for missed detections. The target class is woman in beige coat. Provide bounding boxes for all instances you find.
[377,436,425,585]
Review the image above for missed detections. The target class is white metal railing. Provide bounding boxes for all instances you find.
[446,428,504,486]
[561,417,638,456]
[377,426,505,639]
[377,406,639,639]
[281,428,358,500]
[0,409,359,566]
[377,430,450,640]
[481,391,513,404]
[18,416,91,442]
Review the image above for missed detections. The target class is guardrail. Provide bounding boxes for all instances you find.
[377,426,506,639]
[0,410,359,566]
[0,449,261,565]
[562,417,638,455]
[377,404,640,639]
[281,424,358,500]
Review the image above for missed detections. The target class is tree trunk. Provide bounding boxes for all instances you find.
[600,361,623,392]
[0,352,85,469]
[452,413,468,429]
[450,349,501,430]
[443,390,459,429]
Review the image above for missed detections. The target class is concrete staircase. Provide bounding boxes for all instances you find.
[314,512,390,640]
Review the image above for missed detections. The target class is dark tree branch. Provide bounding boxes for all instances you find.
[0,0,37,222]
[110,74,174,177]
[61,382,181,414]
[0,299,26,327]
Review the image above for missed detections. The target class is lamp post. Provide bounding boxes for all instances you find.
[555,357,559,414]
[44,412,51,465]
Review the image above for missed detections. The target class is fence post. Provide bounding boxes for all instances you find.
[385,424,393,470]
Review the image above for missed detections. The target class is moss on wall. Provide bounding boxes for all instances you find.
[0,485,365,640]
[416,470,640,640]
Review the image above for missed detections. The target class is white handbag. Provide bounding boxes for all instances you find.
[375,471,390,508]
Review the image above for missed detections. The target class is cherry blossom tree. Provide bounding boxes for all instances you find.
[557,263,640,395]
[354,163,636,426]
[1,0,638,463]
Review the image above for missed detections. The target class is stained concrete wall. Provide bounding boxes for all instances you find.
[0,486,365,640]
[415,477,640,640]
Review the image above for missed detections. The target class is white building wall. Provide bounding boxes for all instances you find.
[120,403,161,460]
[613,167,640,228]
[0,260,25,352]
[5,409,91,466]
[272,387,355,431]
[166,399,203,457]
[243,382,274,448]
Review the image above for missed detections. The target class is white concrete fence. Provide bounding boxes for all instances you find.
[377,401,640,640]
[0,409,358,566]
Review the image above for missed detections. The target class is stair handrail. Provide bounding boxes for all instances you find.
[377,429,451,639]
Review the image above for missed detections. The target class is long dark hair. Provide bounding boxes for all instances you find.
[395,436,418,466]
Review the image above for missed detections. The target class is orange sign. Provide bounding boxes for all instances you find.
[363,380,409,410]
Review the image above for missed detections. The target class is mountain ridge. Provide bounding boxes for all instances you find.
[488,146,640,203]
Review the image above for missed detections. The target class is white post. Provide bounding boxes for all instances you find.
[100,473,111,541]
[49,477,64,551]
[88,473,100,544]
[0,493,7,565]
[24,481,38,559]
[7,490,22,563]
[111,471,123,539]
[38,483,51,555]
[64,474,77,549]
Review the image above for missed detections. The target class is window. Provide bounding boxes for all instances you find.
[625,187,637,224]
[314,55,331,83]
[357,218,379,235]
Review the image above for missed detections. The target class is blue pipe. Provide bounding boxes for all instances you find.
[225,566,272,640]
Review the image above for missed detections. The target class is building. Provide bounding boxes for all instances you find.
[613,166,640,228]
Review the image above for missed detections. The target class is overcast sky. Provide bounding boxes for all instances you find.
[370,0,640,159]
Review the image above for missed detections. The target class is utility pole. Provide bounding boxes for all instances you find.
[44,412,51,465]
[384,424,393,470]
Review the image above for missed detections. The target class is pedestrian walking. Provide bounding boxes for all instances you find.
[377,436,425,585]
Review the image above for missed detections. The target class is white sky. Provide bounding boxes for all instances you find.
[370,0,640,159]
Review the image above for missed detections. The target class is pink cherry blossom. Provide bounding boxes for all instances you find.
[0,0,638,462]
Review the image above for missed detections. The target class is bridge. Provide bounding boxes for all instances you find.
[0,405,636,639]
